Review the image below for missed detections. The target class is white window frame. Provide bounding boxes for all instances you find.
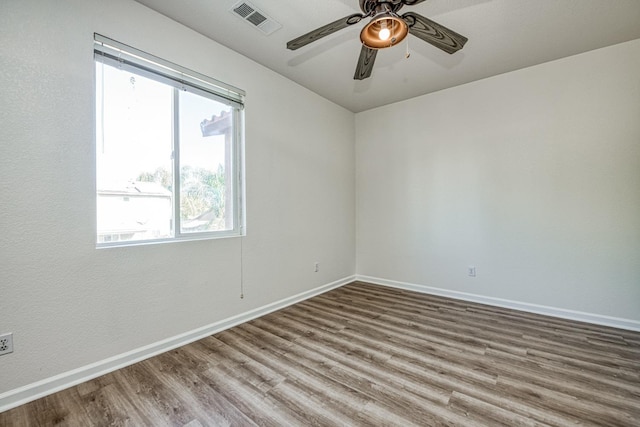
[94,34,245,247]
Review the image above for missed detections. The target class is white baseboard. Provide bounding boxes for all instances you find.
[356,275,640,332]
[0,275,355,413]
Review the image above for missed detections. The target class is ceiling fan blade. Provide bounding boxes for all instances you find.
[402,0,427,5]
[402,12,468,54]
[287,13,364,51]
[353,45,377,80]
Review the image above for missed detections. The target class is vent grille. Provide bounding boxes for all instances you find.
[246,11,267,26]
[233,3,254,18]
[230,1,282,36]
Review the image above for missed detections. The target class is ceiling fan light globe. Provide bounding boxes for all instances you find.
[360,13,408,49]
[378,27,391,41]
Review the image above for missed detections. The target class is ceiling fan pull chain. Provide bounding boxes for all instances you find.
[405,36,411,59]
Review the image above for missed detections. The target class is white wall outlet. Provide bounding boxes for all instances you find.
[0,333,13,356]
[468,266,476,277]
[314,262,319,273]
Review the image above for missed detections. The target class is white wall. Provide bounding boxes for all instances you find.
[356,39,640,323]
[0,0,355,397]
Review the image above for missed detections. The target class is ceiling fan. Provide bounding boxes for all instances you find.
[286,0,468,80]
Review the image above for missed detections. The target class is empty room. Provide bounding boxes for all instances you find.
[1,0,639,425]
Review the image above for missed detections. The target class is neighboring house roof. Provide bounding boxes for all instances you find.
[200,110,231,137]
[182,206,218,230]
[98,181,171,197]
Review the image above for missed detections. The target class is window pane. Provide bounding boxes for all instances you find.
[95,35,244,246]
[96,62,174,243]
[179,91,233,234]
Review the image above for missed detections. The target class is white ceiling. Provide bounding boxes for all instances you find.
[135,0,640,112]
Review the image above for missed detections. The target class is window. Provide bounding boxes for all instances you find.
[94,34,244,246]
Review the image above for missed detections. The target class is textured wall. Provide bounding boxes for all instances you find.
[0,0,355,394]
[356,39,640,321]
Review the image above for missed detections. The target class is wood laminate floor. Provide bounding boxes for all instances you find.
[2,281,639,426]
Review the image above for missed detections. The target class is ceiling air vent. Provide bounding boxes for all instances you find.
[230,1,282,36]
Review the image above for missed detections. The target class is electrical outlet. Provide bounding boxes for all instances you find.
[0,333,13,356]
[468,266,476,277]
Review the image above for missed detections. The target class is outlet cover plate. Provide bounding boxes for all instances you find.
[0,333,13,356]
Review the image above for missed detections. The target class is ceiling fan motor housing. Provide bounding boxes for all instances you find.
[359,0,405,15]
